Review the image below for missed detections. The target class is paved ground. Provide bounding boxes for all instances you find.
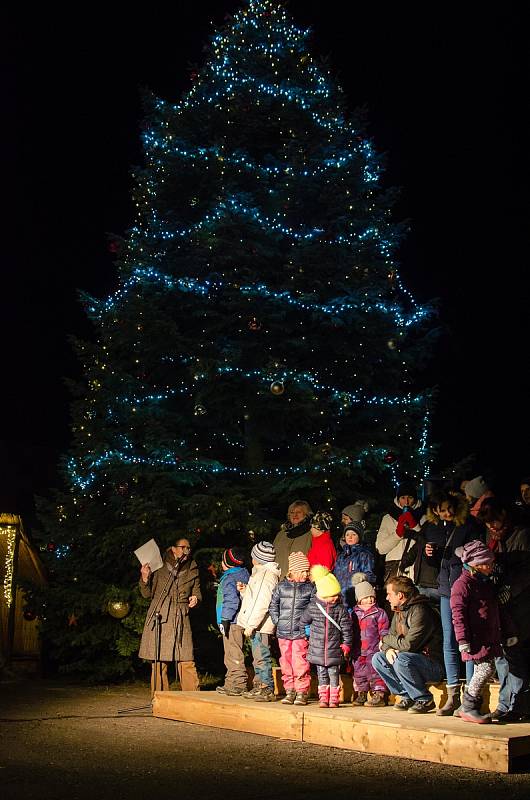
[2,676,530,800]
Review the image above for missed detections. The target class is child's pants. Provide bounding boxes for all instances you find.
[468,659,496,699]
[222,624,247,690]
[316,664,340,687]
[249,631,274,690]
[278,638,311,693]
[353,655,387,693]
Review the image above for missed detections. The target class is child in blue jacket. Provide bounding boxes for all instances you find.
[215,548,250,696]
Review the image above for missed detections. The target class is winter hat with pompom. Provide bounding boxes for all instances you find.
[351,571,376,602]
[311,564,341,598]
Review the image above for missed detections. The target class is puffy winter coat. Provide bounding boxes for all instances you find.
[376,498,424,565]
[269,578,314,639]
[300,595,353,666]
[450,569,504,661]
[216,566,250,625]
[351,604,390,658]
[236,561,281,634]
[334,544,376,608]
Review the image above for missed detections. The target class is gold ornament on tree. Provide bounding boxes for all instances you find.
[270,381,285,396]
[107,600,130,619]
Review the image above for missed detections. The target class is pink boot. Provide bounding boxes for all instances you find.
[329,686,341,708]
[318,685,330,708]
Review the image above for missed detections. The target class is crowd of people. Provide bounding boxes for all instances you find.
[138,474,530,725]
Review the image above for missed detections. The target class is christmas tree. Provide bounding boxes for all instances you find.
[36,0,433,680]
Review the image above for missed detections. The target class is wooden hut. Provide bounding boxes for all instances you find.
[0,513,47,674]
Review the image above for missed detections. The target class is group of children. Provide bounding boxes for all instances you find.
[215,538,389,708]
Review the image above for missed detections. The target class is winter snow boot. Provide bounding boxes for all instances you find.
[329,686,341,708]
[352,691,368,706]
[364,691,387,707]
[281,690,296,705]
[318,685,331,708]
[459,690,491,724]
[436,684,461,716]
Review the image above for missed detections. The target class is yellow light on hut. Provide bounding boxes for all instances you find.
[1,524,17,607]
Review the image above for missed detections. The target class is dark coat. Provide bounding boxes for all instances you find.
[334,544,376,608]
[300,595,353,666]
[422,512,484,597]
[450,569,504,661]
[273,518,313,578]
[496,525,530,639]
[381,593,443,665]
[269,578,314,640]
[138,558,201,662]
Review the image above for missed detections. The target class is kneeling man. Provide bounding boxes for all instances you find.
[372,576,444,713]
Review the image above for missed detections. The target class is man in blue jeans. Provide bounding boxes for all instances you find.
[372,575,444,713]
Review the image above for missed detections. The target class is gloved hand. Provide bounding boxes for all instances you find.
[385,648,398,664]
[498,584,511,605]
[220,620,231,637]
[458,642,471,654]
[340,643,351,658]
[506,636,518,647]
[396,511,417,538]
[304,624,311,638]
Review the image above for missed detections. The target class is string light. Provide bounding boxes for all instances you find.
[1,524,17,607]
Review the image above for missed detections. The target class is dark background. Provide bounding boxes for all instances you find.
[3,1,525,511]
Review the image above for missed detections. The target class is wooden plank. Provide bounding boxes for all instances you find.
[152,691,303,741]
[302,708,511,772]
[151,691,530,773]
[272,667,500,710]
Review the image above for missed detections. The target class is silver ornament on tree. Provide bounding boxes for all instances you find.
[270,381,285,396]
[194,403,207,416]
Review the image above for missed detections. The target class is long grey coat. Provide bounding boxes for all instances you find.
[138,559,201,662]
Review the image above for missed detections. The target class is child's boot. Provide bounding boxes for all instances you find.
[364,691,386,707]
[459,691,491,724]
[352,690,368,706]
[329,686,341,708]
[318,685,330,708]
[436,684,461,716]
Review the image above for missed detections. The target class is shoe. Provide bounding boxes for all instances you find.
[293,692,308,706]
[407,698,436,714]
[281,690,296,705]
[329,687,341,708]
[436,684,461,716]
[393,697,414,710]
[241,685,263,699]
[318,685,330,708]
[489,708,523,724]
[364,691,387,707]
[459,691,490,724]
[253,686,276,702]
[352,691,368,706]
[215,685,228,694]
[223,686,245,696]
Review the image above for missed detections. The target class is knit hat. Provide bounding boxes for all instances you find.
[311,564,341,598]
[311,510,333,532]
[222,547,246,568]
[343,521,364,541]
[251,541,276,564]
[396,481,418,501]
[288,551,310,573]
[351,572,376,602]
[465,475,489,500]
[455,540,495,566]
[342,500,369,523]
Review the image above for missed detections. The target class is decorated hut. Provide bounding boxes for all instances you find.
[0,513,47,674]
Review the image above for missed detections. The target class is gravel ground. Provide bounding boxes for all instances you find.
[1,676,530,800]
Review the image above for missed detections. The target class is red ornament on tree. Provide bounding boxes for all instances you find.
[248,317,262,331]
[46,541,57,552]
[383,451,398,465]
[23,609,37,622]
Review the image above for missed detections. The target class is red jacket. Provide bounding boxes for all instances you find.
[308,531,336,571]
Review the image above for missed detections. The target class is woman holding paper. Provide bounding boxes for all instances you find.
[138,537,201,692]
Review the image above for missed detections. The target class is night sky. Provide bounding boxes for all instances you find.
[4,1,524,507]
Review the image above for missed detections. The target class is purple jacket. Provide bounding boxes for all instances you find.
[351,604,389,659]
[450,569,503,661]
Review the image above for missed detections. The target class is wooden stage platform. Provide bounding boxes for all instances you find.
[152,690,530,773]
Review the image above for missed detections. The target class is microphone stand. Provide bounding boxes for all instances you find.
[118,558,182,714]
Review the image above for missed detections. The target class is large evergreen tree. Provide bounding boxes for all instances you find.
[36,0,433,679]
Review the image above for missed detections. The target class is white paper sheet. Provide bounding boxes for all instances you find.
[134,538,163,571]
